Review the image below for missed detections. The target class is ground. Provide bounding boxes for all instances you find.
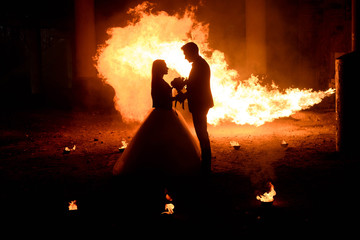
[1,99,359,235]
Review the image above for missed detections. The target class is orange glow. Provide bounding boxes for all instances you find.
[95,2,334,126]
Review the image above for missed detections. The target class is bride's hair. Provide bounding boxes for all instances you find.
[152,59,167,80]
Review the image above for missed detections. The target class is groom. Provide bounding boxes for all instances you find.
[181,42,214,174]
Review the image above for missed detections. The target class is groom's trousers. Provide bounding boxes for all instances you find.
[192,109,212,173]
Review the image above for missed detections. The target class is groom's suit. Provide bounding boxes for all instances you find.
[186,55,214,172]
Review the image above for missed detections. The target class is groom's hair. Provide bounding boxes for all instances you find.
[181,42,199,55]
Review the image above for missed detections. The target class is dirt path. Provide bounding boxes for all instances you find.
[0,108,357,235]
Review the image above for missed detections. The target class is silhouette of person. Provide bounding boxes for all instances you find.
[151,60,172,110]
[181,42,214,174]
[113,59,201,177]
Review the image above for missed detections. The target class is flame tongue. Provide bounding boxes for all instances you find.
[95,2,335,126]
[256,182,276,203]
[162,203,175,215]
[68,200,78,211]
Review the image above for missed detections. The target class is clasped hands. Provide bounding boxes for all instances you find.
[171,77,188,109]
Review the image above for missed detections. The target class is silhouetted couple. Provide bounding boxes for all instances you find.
[113,42,214,177]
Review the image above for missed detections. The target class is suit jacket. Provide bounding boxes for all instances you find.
[186,56,214,113]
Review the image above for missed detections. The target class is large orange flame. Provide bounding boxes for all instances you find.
[95,2,334,126]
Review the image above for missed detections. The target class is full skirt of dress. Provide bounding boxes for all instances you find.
[113,108,201,177]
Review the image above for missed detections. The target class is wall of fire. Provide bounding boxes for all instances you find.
[0,0,352,110]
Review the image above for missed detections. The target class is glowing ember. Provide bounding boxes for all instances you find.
[256,182,276,203]
[95,2,335,126]
[68,200,78,211]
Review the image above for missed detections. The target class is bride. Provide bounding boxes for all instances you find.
[113,59,201,177]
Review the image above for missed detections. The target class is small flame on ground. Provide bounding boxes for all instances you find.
[119,140,128,152]
[162,190,174,215]
[230,141,240,150]
[121,140,128,148]
[281,140,288,147]
[256,182,276,203]
[162,203,175,215]
[68,200,78,211]
[64,145,76,153]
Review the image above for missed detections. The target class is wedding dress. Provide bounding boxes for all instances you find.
[113,77,201,177]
